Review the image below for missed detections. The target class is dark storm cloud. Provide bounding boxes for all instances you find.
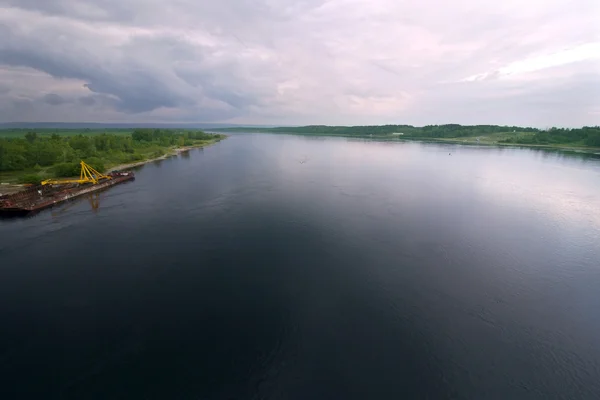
[0,45,192,113]
[0,12,267,116]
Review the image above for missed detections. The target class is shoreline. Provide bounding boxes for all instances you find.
[107,138,223,171]
[397,136,600,154]
[227,130,600,155]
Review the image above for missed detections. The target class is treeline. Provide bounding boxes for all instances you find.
[0,129,224,181]
[130,128,216,143]
[223,124,600,147]
[417,124,539,138]
[499,126,600,147]
[268,124,540,138]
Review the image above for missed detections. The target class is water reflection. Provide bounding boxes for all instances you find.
[51,192,102,217]
[180,150,191,159]
[411,140,600,162]
[88,192,100,213]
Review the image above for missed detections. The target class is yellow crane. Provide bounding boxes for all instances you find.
[41,160,112,186]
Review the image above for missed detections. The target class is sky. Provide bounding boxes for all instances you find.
[0,0,598,127]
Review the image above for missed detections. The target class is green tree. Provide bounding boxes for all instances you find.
[68,135,94,156]
[585,132,600,147]
[25,131,38,143]
[18,174,43,184]
[132,129,153,142]
[52,162,81,177]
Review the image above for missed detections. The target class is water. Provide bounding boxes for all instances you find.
[1,133,600,399]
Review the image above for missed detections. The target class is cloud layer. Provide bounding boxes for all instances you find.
[0,0,598,126]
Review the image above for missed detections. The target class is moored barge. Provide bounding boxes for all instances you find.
[0,161,134,215]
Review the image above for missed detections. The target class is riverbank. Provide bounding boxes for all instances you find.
[107,137,224,171]
[398,136,600,155]
[224,129,600,155]
[216,124,600,154]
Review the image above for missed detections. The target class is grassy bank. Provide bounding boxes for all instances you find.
[0,129,226,187]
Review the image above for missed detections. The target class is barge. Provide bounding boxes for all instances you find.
[0,161,134,215]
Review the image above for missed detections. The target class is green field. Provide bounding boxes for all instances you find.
[0,129,226,186]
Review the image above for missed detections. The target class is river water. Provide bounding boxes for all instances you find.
[1,133,600,399]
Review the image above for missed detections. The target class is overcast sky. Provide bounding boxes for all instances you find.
[0,0,598,127]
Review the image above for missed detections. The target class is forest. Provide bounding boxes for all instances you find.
[0,129,225,184]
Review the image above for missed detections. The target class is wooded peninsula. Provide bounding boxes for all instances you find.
[0,129,226,185]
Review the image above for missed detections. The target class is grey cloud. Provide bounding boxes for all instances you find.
[174,67,256,109]
[410,64,600,127]
[42,93,67,105]
[78,96,96,106]
[511,74,600,114]
[0,0,135,22]
[8,99,35,119]
[76,93,121,109]
[0,11,276,115]
[0,35,194,113]
[0,0,598,125]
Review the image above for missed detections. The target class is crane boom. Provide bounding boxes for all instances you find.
[41,161,112,186]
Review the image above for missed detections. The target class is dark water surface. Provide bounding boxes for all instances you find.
[1,134,600,399]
